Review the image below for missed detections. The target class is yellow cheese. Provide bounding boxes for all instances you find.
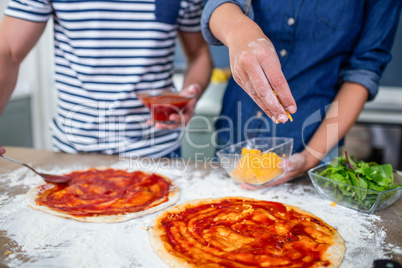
[231,148,284,184]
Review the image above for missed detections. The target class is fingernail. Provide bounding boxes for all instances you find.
[278,114,288,123]
[189,84,199,93]
[286,105,296,114]
[271,116,277,123]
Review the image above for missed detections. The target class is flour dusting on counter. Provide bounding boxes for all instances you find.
[0,161,400,268]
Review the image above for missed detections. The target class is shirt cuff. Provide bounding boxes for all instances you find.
[340,69,380,101]
[201,0,254,46]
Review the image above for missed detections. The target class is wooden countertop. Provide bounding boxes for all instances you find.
[1,147,401,267]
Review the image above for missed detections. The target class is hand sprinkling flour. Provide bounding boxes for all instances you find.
[208,5,297,123]
[231,38,296,124]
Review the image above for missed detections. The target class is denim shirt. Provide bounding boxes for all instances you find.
[201,0,401,153]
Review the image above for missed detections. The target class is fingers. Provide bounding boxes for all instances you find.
[232,70,276,120]
[232,57,278,121]
[259,51,296,115]
[181,84,201,98]
[151,98,197,130]
[247,66,287,122]
[286,153,306,172]
[149,113,186,129]
[248,92,276,121]
[239,154,306,191]
[240,172,296,191]
[239,175,290,190]
[240,183,265,190]
[155,110,189,129]
[154,122,183,129]
[148,84,201,130]
[231,39,296,123]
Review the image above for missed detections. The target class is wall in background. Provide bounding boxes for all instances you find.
[381,16,402,87]
[174,42,230,71]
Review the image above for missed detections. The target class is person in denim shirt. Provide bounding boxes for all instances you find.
[201,1,401,187]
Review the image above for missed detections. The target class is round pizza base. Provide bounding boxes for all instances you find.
[26,171,180,223]
[288,204,345,268]
[150,197,346,268]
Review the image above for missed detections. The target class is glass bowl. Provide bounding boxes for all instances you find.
[308,164,402,214]
[216,137,293,186]
[136,89,195,124]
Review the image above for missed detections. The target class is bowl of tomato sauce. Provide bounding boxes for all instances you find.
[136,89,195,124]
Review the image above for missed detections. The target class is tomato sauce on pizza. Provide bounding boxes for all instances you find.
[35,168,173,217]
[154,198,342,267]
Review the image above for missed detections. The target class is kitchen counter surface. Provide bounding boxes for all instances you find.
[0,147,401,267]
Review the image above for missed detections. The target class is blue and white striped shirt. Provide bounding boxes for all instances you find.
[5,0,203,157]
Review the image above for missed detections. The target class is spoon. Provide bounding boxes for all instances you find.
[0,155,71,183]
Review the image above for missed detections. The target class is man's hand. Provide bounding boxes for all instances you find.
[0,146,5,156]
[209,3,297,123]
[151,84,202,129]
[151,29,212,130]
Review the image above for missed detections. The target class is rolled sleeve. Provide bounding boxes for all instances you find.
[341,69,380,101]
[201,0,254,45]
[178,0,203,32]
[5,0,52,22]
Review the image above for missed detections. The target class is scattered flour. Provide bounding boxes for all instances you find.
[0,160,400,267]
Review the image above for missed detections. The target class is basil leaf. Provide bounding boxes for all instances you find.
[314,153,402,209]
[365,164,393,184]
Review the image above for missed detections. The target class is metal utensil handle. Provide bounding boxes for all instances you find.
[0,155,24,166]
[0,155,41,176]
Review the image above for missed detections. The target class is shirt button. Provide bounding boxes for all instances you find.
[287,17,295,26]
[280,49,287,57]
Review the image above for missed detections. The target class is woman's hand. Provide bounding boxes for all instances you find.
[152,84,202,130]
[229,38,296,123]
[241,152,309,190]
[209,3,297,123]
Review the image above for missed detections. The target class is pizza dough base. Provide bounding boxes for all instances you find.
[150,197,345,268]
[26,171,180,223]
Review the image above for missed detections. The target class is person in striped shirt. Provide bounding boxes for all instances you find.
[0,0,213,158]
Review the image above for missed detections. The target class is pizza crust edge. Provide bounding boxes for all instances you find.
[26,171,180,223]
[284,204,346,268]
[149,196,346,268]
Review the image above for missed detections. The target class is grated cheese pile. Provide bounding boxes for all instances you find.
[231,148,284,185]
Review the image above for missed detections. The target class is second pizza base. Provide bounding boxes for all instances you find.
[150,197,345,268]
[26,168,180,223]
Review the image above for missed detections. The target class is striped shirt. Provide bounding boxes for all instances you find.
[5,0,203,158]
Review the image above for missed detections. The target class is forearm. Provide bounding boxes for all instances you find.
[155,35,212,129]
[0,43,20,115]
[302,82,369,169]
[209,3,264,49]
[0,16,47,115]
[181,42,213,97]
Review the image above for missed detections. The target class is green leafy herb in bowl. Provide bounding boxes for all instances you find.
[308,152,402,213]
